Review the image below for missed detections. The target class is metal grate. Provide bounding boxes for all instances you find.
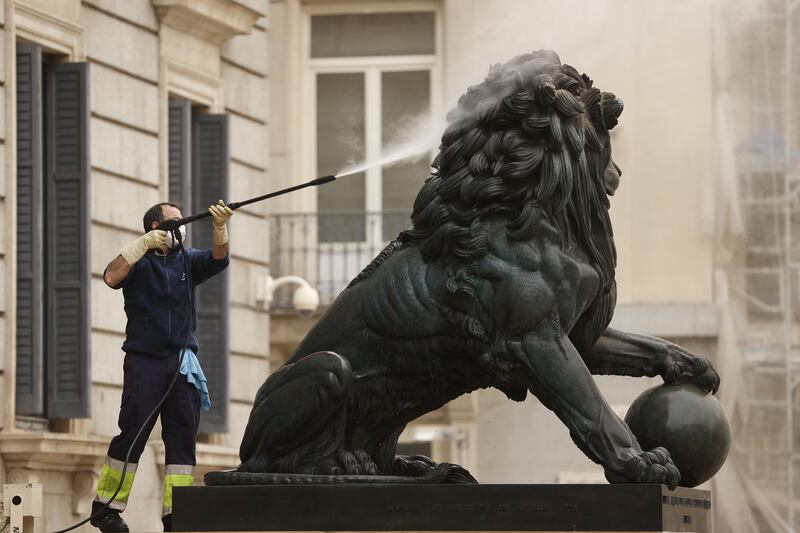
[269,210,410,310]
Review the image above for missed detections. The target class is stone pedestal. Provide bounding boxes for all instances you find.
[172,483,711,532]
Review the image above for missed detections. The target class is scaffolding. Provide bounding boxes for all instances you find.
[732,0,800,529]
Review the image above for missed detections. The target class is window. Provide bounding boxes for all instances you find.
[15,42,91,420]
[167,97,230,433]
[310,12,435,58]
[311,11,437,244]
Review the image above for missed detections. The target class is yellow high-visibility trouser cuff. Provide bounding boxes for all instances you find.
[163,467,195,516]
[94,457,137,511]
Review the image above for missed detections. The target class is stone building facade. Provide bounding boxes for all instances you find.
[0,1,271,530]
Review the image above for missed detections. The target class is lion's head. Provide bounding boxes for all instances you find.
[401,50,622,291]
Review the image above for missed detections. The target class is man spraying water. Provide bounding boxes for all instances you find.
[47,176,341,533]
[90,200,233,532]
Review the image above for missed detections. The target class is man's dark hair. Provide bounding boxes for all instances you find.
[143,202,181,232]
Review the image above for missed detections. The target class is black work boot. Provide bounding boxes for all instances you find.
[162,513,173,532]
[90,510,129,533]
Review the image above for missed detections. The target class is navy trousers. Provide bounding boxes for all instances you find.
[93,352,200,515]
[110,352,200,463]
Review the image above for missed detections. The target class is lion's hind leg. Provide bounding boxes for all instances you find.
[506,323,681,489]
[239,351,377,475]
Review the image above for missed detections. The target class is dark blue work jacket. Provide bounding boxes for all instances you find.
[113,248,229,357]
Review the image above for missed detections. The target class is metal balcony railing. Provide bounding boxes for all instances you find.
[268,210,412,310]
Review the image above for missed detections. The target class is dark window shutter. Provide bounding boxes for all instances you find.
[15,43,44,416]
[44,61,91,419]
[168,97,192,224]
[192,113,229,433]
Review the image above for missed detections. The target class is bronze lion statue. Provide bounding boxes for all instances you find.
[232,50,720,487]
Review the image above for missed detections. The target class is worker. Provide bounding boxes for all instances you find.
[90,200,233,532]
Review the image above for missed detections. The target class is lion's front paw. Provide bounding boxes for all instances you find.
[608,447,680,489]
[664,352,720,394]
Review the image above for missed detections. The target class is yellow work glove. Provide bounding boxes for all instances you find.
[119,230,167,266]
[209,199,233,246]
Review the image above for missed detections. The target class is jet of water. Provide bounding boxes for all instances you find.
[335,136,435,178]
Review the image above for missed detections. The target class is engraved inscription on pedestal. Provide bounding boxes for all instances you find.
[661,486,712,532]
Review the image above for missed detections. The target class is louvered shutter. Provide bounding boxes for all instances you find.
[44,62,91,419]
[15,43,44,416]
[168,97,192,230]
[192,114,229,432]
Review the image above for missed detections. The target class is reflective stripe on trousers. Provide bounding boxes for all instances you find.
[163,464,195,516]
[94,456,138,511]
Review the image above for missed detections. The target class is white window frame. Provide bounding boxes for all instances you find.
[301,2,443,247]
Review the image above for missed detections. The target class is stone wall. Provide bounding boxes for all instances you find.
[0,0,8,437]
[0,0,11,520]
[220,2,272,449]
[0,1,271,530]
[84,0,164,454]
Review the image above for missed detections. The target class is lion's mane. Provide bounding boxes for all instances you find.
[352,51,621,309]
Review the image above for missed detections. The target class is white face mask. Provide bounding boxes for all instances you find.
[165,225,187,249]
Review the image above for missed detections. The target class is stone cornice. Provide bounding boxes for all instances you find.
[0,431,108,515]
[152,0,262,45]
[0,431,107,472]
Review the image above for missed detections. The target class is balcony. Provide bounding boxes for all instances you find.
[269,210,411,310]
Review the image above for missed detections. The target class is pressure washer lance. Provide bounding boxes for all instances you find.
[157,174,337,232]
[51,174,337,533]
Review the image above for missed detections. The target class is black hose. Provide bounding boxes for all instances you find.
[51,230,194,533]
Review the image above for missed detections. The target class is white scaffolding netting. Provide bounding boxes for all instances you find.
[713,0,800,530]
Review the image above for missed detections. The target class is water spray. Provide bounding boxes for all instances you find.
[157,133,434,231]
[335,136,434,178]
